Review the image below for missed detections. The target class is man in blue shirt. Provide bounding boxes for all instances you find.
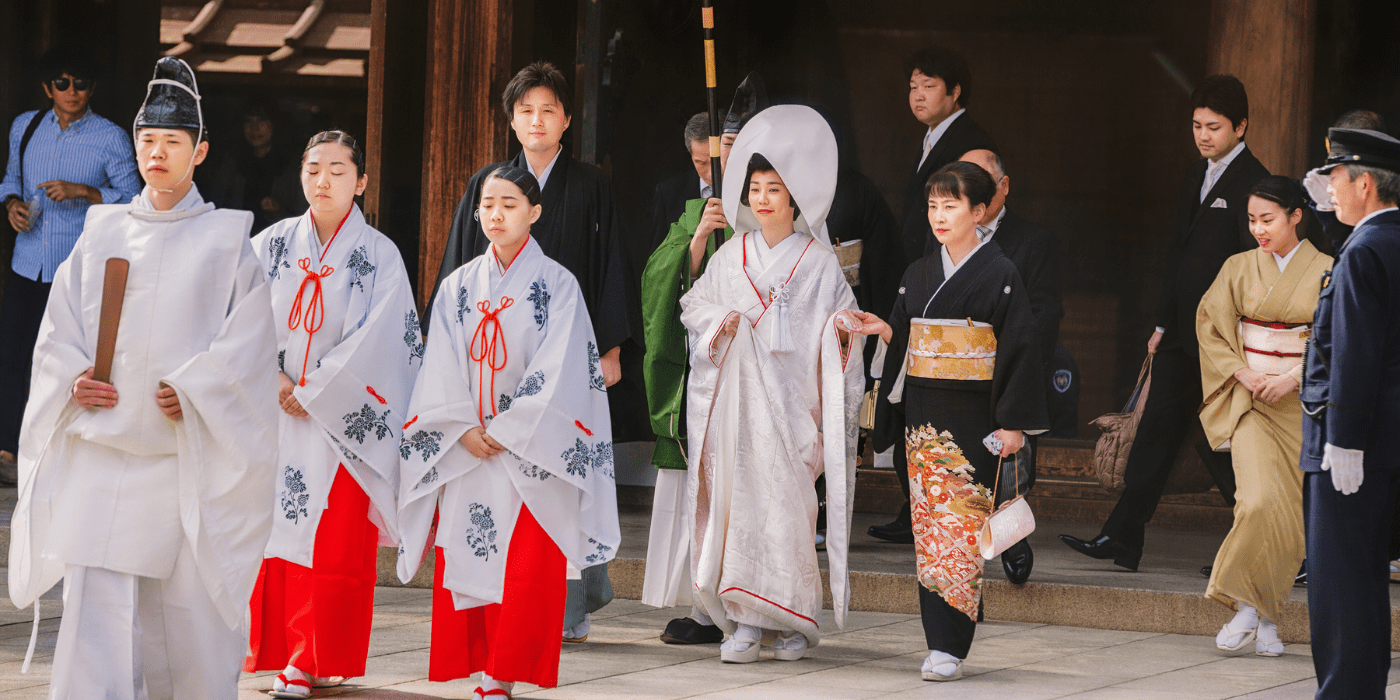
[0,49,140,483]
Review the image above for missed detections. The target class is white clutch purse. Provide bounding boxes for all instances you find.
[979,453,1036,561]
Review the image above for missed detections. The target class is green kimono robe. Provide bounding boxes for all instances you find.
[641,198,733,469]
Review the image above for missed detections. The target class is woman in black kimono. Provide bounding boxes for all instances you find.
[850,161,1048,681]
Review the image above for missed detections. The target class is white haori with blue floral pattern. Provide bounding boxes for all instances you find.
[397,237,619,610]
[252,205,423,567]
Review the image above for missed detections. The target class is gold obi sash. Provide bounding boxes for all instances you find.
[908,318,996,381]
[1239,317,1309,375]
[834,239,862,287]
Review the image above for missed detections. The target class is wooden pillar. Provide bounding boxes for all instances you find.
[573,0,603,165]
[1207,0,1315,178]
[417,0,514,309]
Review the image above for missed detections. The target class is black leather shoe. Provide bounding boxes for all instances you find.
[660,617,723,644]
[1057,534,1141,571]
[1200,565,1212,578]
[1295,560,1307,587]
[1001,539,1033,584]
[868,519,914,544]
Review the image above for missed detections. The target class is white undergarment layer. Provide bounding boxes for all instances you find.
[48,539,244,700]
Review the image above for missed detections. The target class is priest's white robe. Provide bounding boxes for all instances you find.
[251,205,421,565]
[680,229,864,645]
[398,238,620,610]
[8,185,278,698]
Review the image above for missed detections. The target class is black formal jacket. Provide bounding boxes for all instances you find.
[1301,209,1400,471]
[1155,145,1269,356]
[649,169,703,254]
[899,112,997,262]
[926,208,1062,364]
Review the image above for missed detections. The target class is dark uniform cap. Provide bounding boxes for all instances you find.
[135,57,202,132]
[1320,128,1400,175]
[722,72,769,134]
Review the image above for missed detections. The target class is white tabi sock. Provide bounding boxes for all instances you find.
[720,623,761,652]
[922,650,961,677]
[480,672,514,695]
[690,607,714,627]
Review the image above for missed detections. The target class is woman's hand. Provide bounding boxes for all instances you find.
[1254,373,1299,405]
[996,429,1024,458]
[72,368,118,408]
[155,385,182,420]
[460,426,504,459]
[1233,367,1268,395]
[278,372,308,417]
[842,310,893,344]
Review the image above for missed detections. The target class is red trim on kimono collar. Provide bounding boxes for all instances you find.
[493,236,531,277]
[309,207,354,263]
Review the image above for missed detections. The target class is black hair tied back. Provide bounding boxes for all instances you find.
[1248,175,1306,215]
[483,165,542,207]
[303,130,365,177]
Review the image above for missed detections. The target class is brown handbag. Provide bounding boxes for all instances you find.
[1090,355,1215,495]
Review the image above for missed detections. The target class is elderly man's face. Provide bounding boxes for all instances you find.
[43,73,93,117]
[959,149,1008,225]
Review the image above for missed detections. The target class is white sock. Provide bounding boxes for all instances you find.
[775,630,807,651]
[1256,618,1283,654]
[721,623,761,651]
[690,607,714,627]
[1228,604,1259,630]
[481,673,513,693]
[564,613,591,639]
[922,650,961,674]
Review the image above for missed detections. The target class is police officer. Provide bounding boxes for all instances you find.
[1301,128,1400,700]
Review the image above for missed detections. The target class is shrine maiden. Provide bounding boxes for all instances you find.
[244,131,423,698]
[398,166,618,700]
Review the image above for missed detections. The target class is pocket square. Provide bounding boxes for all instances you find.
[1210,198,1228,209]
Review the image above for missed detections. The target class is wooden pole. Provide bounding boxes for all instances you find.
[701,0,722,243]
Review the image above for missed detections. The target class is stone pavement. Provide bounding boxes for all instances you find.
[1,582,1398,699]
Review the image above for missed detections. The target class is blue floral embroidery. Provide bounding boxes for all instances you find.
[277,350,286,373]
[527,279,550,331]
[280,466,309,522]
[456,286,471,323]
[587,341,606,392]
[400,429,444,462]
[268,236,291,280]
[498,394,512,413]
[343,404,392,444]
[346,246,375,292]
[404,310,425,363]
[418,466,439,487]
[465,503,498,560]
[585,537,613,564]
[592,440,615,480]
[514,371,545,401]
[562,438,590,478]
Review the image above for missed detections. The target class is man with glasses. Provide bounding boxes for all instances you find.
[0,49,140,485]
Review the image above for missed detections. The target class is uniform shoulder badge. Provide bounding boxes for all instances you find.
[1053,369,1073,393]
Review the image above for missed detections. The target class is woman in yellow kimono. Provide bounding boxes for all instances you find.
[1197,175,1332,656]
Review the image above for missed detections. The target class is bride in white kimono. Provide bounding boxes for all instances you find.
[680,105,865,663]
[397,166,619,699]
[245,131,422,698]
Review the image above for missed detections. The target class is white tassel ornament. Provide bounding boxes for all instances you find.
[769,283,794,352]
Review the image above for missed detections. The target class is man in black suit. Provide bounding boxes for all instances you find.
[648,112,715,253]
[1060,75,1267,570]
[869,46,998,545]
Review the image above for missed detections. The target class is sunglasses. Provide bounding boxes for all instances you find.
[50,78,93,92]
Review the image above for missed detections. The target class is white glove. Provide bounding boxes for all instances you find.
[1303,168,1334,212]
[1321,442,1364,495]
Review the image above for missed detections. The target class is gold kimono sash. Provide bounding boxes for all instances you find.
[908,318,996,381]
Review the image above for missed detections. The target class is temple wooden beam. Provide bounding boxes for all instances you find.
[1207,0,1315,179]
[416,0,515,310]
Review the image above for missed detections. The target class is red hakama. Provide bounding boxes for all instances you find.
[245,465,380,677]
[429,504,566,687]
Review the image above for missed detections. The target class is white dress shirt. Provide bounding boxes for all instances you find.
[1200,140,1247,203]
[977,206,1007,242]
[918,109,966,172]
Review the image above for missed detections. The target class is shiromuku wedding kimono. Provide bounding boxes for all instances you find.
[680,105,865,645]
[9,183,278,698]
[871,239,1047,660]
[1198,240,1331,622]
[397,236,619,687]
[245,205,422,677]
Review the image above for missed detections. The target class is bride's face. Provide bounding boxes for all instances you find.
[748,169,795,228]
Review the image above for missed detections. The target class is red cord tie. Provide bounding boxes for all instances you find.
[288,258,335,386]
[403,415,418,430]
[469,297,514,426]
[367,386,388,405]
[575,420,593,436]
